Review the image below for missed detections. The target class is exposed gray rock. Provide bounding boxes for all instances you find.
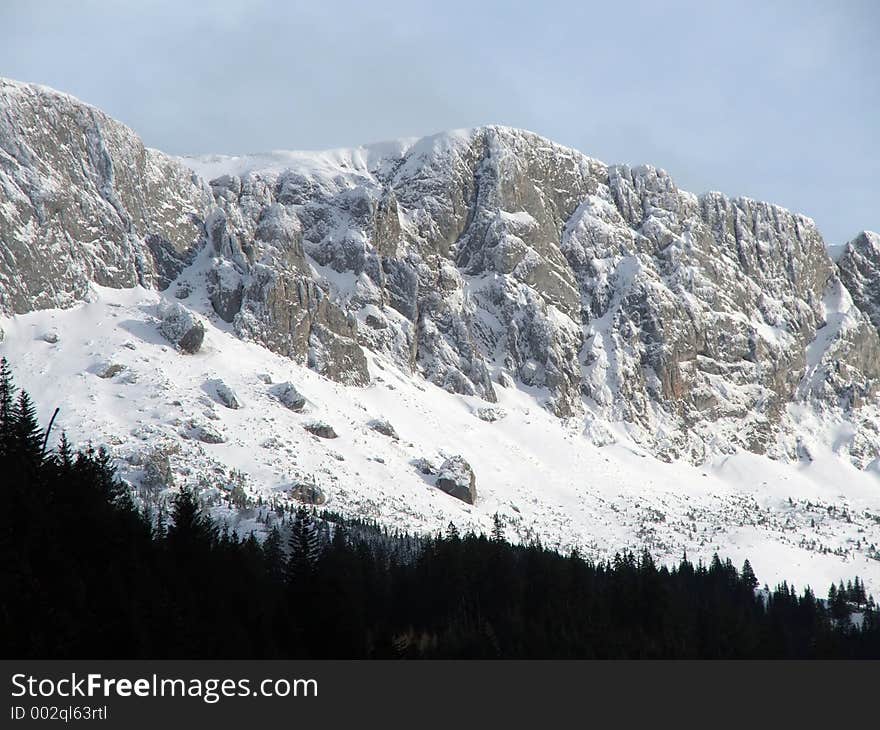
[271,381,306,411]
[496,372,515,388]
[289,482,327,505]
[97,363,126,379]
[475,407,506,422]
[185,420,226,444]
[795,437,813,463]
[207,259,244,323]
[210,379,242,409]
[413,457,437,475]
[837,232,880,336]
[140,447,175,493]
[303,421,337,439]
[0,79,212,315]
[435,455,477,504]
[40,331,59,344]
[368,418,399,439]
[180,326,206,355]
[159,302,205,353]
[205,192,370,386]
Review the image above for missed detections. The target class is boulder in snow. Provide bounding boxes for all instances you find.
[304,421,337,439]
[207,379,242,409]
[158,302,205,354]
[97,363,126,379]
[368,418,399,439]
[271,382,306,412]
[185,420,226,444]
[290,482,327,505]
[436,456,477,504]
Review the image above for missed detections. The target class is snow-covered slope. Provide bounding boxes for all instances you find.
[2,264,879,594]
[2,78,880,594]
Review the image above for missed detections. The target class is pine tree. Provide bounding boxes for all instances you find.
[742,559,759,591]
[491,513,505,542]
[94,446,127,505]
[167,487,215,557]
[829,581,849,622]
[287,507,320,586]
[56,433,74,469]
[853,577,867,606]
[263,526,286,583]
[0,357,15,450]
[13,390,43,463]
[446,521,460,541]
[156,503,167,540]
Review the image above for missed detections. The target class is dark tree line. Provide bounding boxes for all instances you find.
[0,357,878,658]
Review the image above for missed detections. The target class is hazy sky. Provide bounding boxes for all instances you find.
[1,0,877,244]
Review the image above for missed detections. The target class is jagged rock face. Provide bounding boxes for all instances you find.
[837,232,880,336]
[204,182,369,385]
[3,78,880,466]
[0,79,212,312]
[189,126,880,460]
[0,79,368,386]
[563,177,849,459]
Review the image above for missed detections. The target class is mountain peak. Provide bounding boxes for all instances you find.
[0,76,104,116]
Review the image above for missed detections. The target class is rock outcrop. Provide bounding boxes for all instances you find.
[837,232,880,337]
[184,420,226,444]
[0,79,211,313]
[3,78,880,466]
[204,190,370,386]
[185,127,880,463]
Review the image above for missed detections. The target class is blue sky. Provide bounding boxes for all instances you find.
[1,0,876,244]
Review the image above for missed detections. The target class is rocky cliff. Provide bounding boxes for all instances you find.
[3,78,880,466]
[0,78,211,310]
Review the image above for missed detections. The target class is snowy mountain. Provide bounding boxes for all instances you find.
[2,77,880,594]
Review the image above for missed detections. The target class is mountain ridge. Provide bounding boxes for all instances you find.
[4,77,880,465]
[3,77,880,593]
[2,76,863,239]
